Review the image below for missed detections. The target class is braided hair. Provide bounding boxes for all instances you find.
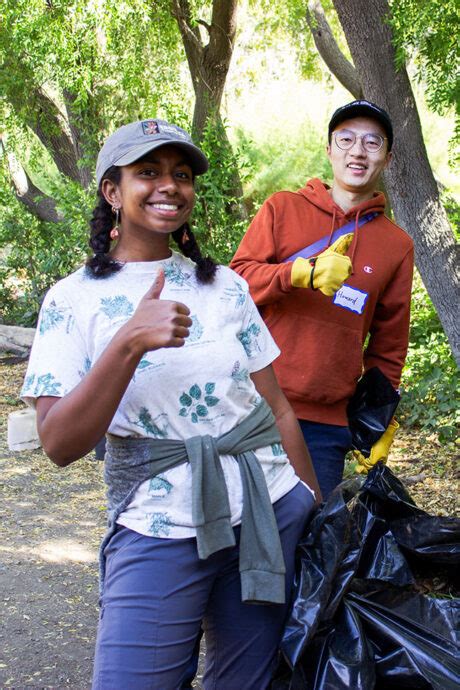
[172,224,217,284]
[86,166,123,278]
[86,167,218,284]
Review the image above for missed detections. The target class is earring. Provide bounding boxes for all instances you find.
[110,207,120,240]
[182,226,190,244]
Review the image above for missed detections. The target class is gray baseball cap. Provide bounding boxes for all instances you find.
[95,118,209,185]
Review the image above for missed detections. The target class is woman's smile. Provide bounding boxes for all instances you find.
[146,201,184,218]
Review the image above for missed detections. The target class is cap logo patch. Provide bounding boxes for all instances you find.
[142,120,159,135]
[161,123,190,141]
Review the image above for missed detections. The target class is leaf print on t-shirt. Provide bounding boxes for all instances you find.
[78,357,92,379]
[231,361,250,389]
[188,315,204,342]
[222,281,247,309]
[23,373,62,397]
[132,356,164,380]
[268,463,283,479]
[148,475,173,497]
[148,512,173,536]
[163,261,191,286]
[133,408,169,437]
[178,382,219,423]
[39,301,65,335]
[237,322,261,357]
[100,295,134,319]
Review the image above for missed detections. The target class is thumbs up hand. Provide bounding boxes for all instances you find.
[119,268,192,356]
[291,233,354,297]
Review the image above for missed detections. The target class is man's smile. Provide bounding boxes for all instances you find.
[347,163,367,170]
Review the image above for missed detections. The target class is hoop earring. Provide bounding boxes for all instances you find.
[110,207,120,240]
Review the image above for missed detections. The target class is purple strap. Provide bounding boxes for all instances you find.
[282,212,378,263]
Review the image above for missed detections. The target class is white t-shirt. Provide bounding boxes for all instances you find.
[22,252,300,538]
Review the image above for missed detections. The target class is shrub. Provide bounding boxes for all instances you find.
[235,121,332,213]
[0,170,91,326]
[399,272,459,442]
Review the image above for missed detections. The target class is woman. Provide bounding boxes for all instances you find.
[21,118,322,690]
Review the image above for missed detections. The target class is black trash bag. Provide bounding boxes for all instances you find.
[271,464,460,690]
[347,367,400,456]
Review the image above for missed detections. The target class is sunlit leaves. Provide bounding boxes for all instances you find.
[389,0,459,140]
[0,0,189,154]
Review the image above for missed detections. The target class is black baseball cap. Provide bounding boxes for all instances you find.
[328,100,393,150]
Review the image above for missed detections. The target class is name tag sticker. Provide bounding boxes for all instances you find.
[333,284,368,314]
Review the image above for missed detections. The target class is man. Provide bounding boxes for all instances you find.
[230,100,414,498]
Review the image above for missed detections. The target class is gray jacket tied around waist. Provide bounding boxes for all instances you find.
[100,399,288,604]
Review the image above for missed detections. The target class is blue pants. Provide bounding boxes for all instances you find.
[92,482,314,690]
[298,419,352,500]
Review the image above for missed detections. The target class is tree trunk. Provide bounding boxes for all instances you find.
[171,0,245,208]
[171,0,237,138]
[327,0,459,364]
[3,78,92,220]
[305,1,391,212]
[5,55,90,189]
[29,89,87,187]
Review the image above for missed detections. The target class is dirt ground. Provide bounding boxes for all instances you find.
[1,361,458,689]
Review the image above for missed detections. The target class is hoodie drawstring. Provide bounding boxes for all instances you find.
[349,210,361,274]
[325,208,337,249]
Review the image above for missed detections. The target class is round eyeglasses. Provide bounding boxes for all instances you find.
[334,129,386,153]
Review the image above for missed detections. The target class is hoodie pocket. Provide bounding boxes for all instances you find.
[271,312,363,406]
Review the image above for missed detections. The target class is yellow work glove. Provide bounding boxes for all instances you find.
[353,418,400,474]
[291,233,354,297]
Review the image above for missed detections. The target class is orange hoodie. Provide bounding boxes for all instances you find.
[230,178,414,425]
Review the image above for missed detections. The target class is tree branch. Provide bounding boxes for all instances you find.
[306,0,362,98]
[1,137,61,223]
[196,19,211,33]
[171,0,238,138]
[27,88,85,186]
[170,0,203,83]
[3,51,86,186]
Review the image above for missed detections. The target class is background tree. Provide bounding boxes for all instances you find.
[171,0,247,258]
[171,0,238,141]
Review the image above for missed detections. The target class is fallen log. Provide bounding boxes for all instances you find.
[0,325,36,357]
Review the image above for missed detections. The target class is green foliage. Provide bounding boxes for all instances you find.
[442,190,460,241]
[0,0,186,157]
[389,0,460,149]
[0,165,92,326]
[399,272,459,442]
[236,120,332,211]
[192,118,250,265]
[246,0,345,81]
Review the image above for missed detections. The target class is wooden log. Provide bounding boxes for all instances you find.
[0,325,36,356]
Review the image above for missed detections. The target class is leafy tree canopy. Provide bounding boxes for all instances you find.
[389,0,459,132]
[0,0,190,166]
